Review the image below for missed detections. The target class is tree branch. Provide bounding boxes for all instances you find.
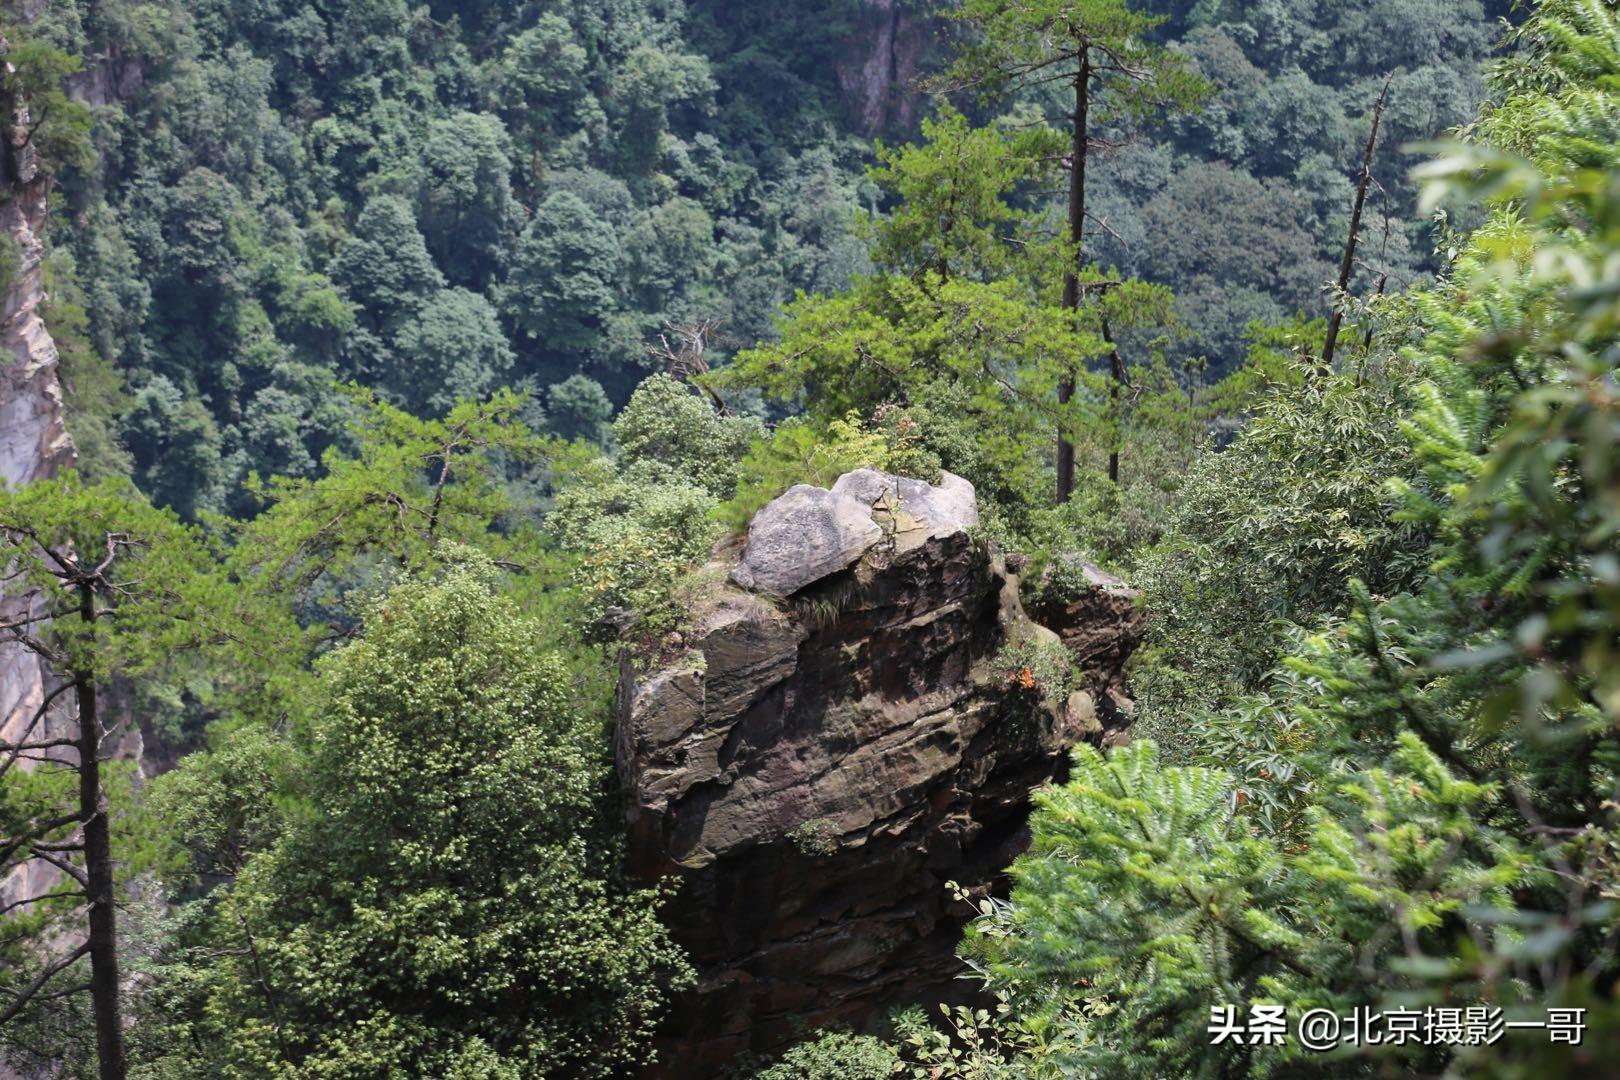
[26,845,88,889]
[0,941,90,1026]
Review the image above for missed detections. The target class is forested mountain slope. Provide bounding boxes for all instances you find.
[27,0,888,516]
[14,0,1506,521]
[11,1,1617,1078]
[1092,0,1511,363]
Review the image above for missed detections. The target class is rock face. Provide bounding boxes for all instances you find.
[617,472,1127,1074]
[65,52,145,109]
[835,0,930,134]
[0,31,78,925]
[1029,555,1148,734]
[0,61,71,491]
[0,183,71,489]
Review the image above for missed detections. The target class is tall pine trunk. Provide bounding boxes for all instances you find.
[1104,316,1122,484]
[1057,52,1090,503]
[75,581,126,1080]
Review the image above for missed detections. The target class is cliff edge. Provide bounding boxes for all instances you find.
[616,469,1136,1073]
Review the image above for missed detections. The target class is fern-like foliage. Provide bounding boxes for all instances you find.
[941,1,1620,1075]
[964,742,1299,1077]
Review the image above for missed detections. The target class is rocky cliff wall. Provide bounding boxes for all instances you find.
[0,32,77,912]
[836,0,929,134]
[617,470,1136,1074]
[1029,555,1148,734]
[0,59,71,491]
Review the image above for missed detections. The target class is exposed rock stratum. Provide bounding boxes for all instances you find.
[616,470,1140,1074]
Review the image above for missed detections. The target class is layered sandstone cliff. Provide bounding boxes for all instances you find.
[617,470,1138,1073]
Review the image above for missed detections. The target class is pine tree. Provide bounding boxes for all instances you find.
[0,475,248,1077]
[721,109,1113,506]
[941,0,1209,499]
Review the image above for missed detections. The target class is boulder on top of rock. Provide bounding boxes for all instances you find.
[830,468,978,542]
[621,519,1066,1074]
[621,468,1144,1074]
[729,470,982,596]
[729,483,882,596]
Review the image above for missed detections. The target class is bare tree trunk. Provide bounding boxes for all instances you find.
[1321,78,1390,370]
[1103,316,1122,485]
[75,582,125,1080]
[1057,52,1090,503]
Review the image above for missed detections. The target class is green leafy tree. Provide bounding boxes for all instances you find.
[1130,363,1430,746]
[543,373,614,444]
[143,553,691,1076]
[609,45,714,181]
[752,1030,894,1079]
[488,14,591,147]
[0,29,93,178]
[501,191,620,358]
[726,272,1101,484]
[120,377,228,519]
[715,405,956,532]
[610,373,761,498]
[156,168,242,292]
[228,388,558,644]
[330,196,445,334]
[44,251,134,483]
[1136,162,1337,363]
[413,111,518,288]
[389,287,515,416]
[547,374,759,637]
[622,196,716,311]
[962,736,1529,1077]
[865,106,1054,284]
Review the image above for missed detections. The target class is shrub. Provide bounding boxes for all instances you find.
[786,817,838,857]
[1128,367,1429,737]
[546,374,763,638]
[613,373,762,498]
[550,463,719,639]
[752,1030,894,1079]
[991,636,1079,703]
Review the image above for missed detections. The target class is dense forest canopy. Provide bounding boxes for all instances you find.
[10,0,1508,517]
[4,0,1618,1076]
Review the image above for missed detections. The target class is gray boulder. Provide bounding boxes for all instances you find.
[729,470,982,596]
[730,483,882,595]
[831,468,979,541]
